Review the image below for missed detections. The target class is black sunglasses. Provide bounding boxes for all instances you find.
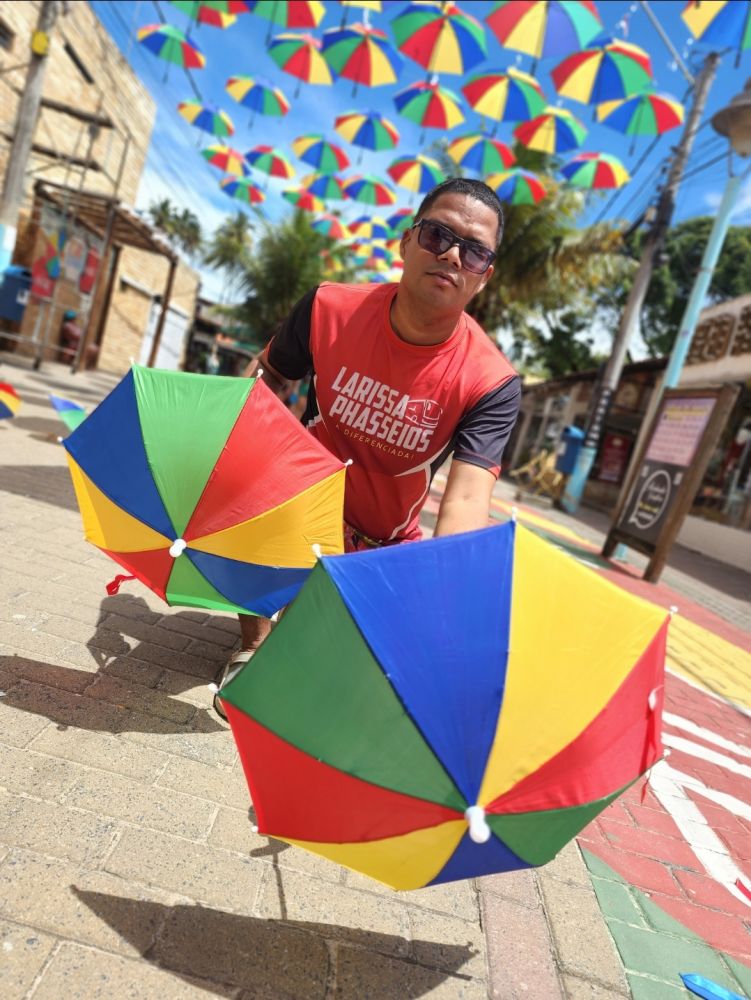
[413,218,496,274]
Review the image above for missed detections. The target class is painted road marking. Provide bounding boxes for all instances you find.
[664,712,751,757]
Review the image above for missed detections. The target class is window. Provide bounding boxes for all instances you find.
[0,18,14,52]
[63,40,94,84]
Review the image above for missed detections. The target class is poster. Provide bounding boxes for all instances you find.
[64,236,86,282]
[597,432,632,484]
[79,246,100,294]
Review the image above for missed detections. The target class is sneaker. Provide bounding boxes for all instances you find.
[211,649,254,721]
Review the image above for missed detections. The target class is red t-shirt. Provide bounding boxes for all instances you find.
[267,282,520,542]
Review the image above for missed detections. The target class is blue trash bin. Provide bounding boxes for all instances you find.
[555,425,586,475]
[0,266,32,323]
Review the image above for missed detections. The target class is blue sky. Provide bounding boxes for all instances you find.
[91,0,751,306]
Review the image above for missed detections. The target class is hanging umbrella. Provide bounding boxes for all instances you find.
[551,37,653,106]
[392,1,488,76]
[178,100,235,138]
[387,154,446,194]
[292,135,350,173]
[225,75,290,126]
[0,382,21,420]
[201,144,248,176]
[311,214,353,240]
[334,109,400,164]
[462,68,547,125]
[514,106,587,153]
[50,395,87,433]
[282,188,325,212]
[447,133,515,175]
[249,0,325,30]
[136,24,206,74]
[63,366,346,616]
[245,145,296,180]
[597,90,685,137]
[220,176,265,204]
[219,520,668,889]
[486,1,603,61]
[267,32,334,96]
[321,22,402,93]
[170,1,249,28]
[393,80,465,138]
[348,214,393,240]
[560,152,630,189]
[342,174,397,205]
[486,168,547,205]
[386,207,415,233]
[682,0,751,64]
[301,173,349,200]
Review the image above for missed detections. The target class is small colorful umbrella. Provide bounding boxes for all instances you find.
[387,153,446,194]
[348,214,393,241]
[249,0,325,29]
[0,382,21,420]
[514,106,587,154]
[50,395,87,433]
[282,188,325,212]
[342,174,397,206]
[387,207,415,233]
[597,90,685,137]
[301,173,349,200]
[462,68,547,125]
[292,134,350,173]
[220,520,668,889]
[392,1,488,76]
[225,75,290,125]
[321,22,402,93]
[560,152,630,190]
[201,144,248,176]
[64,366,346,616]
[334,109,400,163]
[311,214,353,240]
[267,32,334,95]
[220,176,265,204]
[393,80,465,139]
[170,1,249,28]
[136,24,206,77]
[446,133,515,175]
[245,145,296,181]
[178,100,235,138]
[551,37,653,106]
[486,168,547,205]
[487,1,603,61]
[682,0,751,64]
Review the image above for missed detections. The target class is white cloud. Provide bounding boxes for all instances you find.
[703,173,751,221]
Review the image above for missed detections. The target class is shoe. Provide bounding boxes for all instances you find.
[211,649,254,721]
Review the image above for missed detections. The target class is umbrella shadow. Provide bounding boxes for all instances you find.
[0,464,78,511]
[72,887,477,998]
[11,415,67,437]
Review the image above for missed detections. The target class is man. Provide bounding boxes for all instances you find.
[213,178,520,712]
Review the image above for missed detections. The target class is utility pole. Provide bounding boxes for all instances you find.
[0,1,62,274]
[561,51,721,514]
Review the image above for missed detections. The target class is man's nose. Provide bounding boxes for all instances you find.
[438,242,462,269]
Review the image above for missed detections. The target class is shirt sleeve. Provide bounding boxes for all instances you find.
[266,286,318,380]
[452,375,522,478]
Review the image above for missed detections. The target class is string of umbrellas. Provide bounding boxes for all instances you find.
[135,1,746,278]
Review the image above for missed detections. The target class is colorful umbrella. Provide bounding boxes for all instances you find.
[486,1,603,61]
[136,24,206,72]
[63,366,346,616]
[387,207,415,233]
[597,90,685,137]
[447,133,515,175]
[170,1,249,28]
[514,106,587,153]
[387,153,446,194]
[311,214,353,240]
[682,0,751,63]
[245,145,296,180]
[282,188,325,212]
[0,382,21,420]
[551,37,653,105]
[392,1,488,76]
[249,0,325,29]
[462,67,547,125]
[178,100,235,138]
[220,176,265,204]
[267,32,334,95]
[225,76,290,125]
[50,395,86,433]
[292,135,350,173]
[334,109,400,163]
[486,168,547,205]
[560,152,630,189]
[301,173,349,200]
[321,22,402,92]
[201,144,248,176]
[348,214,393,240]
[342,174,397,205]
[393,80,465,136]
[220,520,668,889]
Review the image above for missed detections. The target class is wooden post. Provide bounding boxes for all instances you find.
[71,201,115,374]
[146,256,177,368]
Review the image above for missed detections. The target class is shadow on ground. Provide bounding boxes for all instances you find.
[0,464,78,510]
[73,888,477,998]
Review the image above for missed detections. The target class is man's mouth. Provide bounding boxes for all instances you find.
[427,270,458,286]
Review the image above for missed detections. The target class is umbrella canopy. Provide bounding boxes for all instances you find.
[597,90,685,137]
[342,174,397,205]
[393,79,465,132]
[560,151,630,189]
[447,133,515,174]
[50,395,87,433]
[245,145,296,179]
[201,144,248,176]
[551,37,653,105]
[220,520,668,889]
[348,214,393,240]
[301,172,349,200]
[486,168,547,204]
[63,366,346,616]
[514,105,587,153]
[392,1,488,75]
[267,32,334,87]
[462,67,547,124]
[249,0,325,29]
[220,176,265,204]
[487,1,603,60]
[334,109,401,152]
[282,188,325,212]
[311,214,353,240]
[137,24,206,69]
[0,382,21,420]
[225,75,290,120]
[321,22,402,89]
[387,207,415,233]
[292,134,350,172]
[178,100,235,137]
[682,0,751,59]
[170,1,248,28]
[387,153,446,194]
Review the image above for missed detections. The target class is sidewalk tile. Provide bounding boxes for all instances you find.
[637,893,751,956]
[481,893,563,1000]
[28,727,168,783]
[725,955,751,995]
[589,876,647,928]
[85,673,196,726]
[626,973,685,999]
[561,973,629,997]
[0,743,82,801]
[0,917,56,999]
[157,759,241,808]
[398,880,479,922]
[0,790,117,864]
[475,869,540,908]
[408,908,486,978]
[580,842,683,897]
[672,868,751,920]
[333,944,485,999]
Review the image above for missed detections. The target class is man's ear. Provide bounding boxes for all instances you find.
[475,263,494,296]
[400,225,413,259]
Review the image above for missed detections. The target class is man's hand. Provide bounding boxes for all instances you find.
[434,459,495,537]
[243,348,289,395]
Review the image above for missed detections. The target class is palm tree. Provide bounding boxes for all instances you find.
[204,211,254,296]
[147,200,202,259]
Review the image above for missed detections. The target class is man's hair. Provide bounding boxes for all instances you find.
[414,178,504,247]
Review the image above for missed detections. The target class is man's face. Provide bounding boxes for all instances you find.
[399,192,498,312]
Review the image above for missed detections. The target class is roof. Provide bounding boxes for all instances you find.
[522,356,667,395]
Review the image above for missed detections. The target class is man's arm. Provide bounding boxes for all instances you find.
[241,286,318,393]
[434,460,495,537]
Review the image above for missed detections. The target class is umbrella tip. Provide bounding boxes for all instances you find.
[255,367,264,380]
[465,805,491,844]
[510,505,518,522]
[208,683,219,694]
[312,543,322,559]
[169,538,187,558]
[345,458,353,467]
[669,605,679,618]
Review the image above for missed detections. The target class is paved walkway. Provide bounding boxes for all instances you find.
[0,355,749,999]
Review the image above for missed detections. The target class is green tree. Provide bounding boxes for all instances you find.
[518,308,606,377]
[147,199,203,259]
[204,211,254,295]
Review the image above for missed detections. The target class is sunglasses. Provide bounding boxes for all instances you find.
[413,218,496,274]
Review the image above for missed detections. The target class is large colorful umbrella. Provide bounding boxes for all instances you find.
[220,520,668,889]
[50,395,87,433]
[447,133,515,175]
[342,174,397,205]
[462,67,547,125]
[487,1,603,61]
[178,100,235,138]
[392,1,488,75]
[348,214,393,241]
[560,152,630,189]
[170,1,249,28]
[393,79,465,136]
[514,106,587,153]
[136,24,206,72]
[282,188,325,212]
[0,382,21,420]
[245,145,296,180]
[387,207,415,233]
[321,22,402,92]
[387,153,446,194]
[486,168,547,205]
[311,214,353,240]
[249,0,325,30]
[597,90,685,137]
[301,173,349,200]
[267,32,334,95]
[551,37,653,105]
[334,109,400,163]
[201,144,248,176]
[63,366,346,616]
[682,0,751,63]
[292,134,350,173]
[225,76,290,125]
[220,176,265,204]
